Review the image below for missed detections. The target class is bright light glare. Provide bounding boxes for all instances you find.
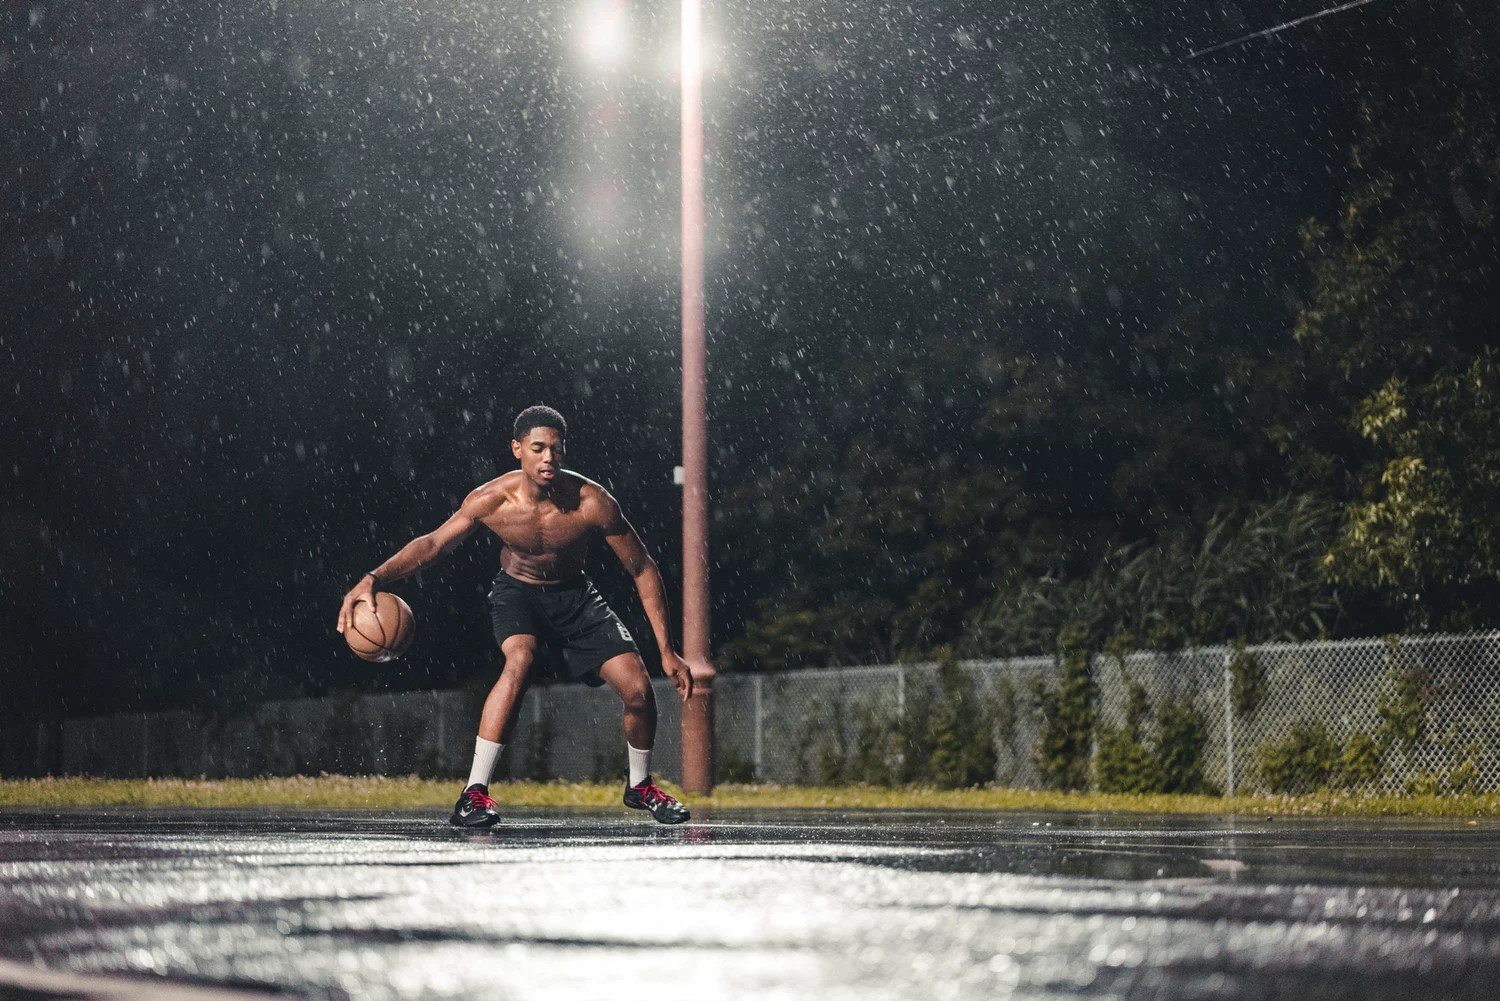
[655,35,721,78]
[578,0,629,70]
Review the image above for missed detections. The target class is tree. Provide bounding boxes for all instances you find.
[1295,4,1500,628]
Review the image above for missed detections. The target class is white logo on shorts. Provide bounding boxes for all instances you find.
[616,620,633,642]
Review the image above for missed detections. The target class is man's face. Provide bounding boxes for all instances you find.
[512,427,565,487]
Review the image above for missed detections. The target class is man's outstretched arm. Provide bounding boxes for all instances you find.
[599,492,693,701]
[336,488,489,634]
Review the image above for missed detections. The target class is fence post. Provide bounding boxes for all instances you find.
[1223,650,1236,797]
[141,714,149,778]
[435,691,446,773]
[753,675,764,779]
[1088,654,1099,775]
[897,668,906,717]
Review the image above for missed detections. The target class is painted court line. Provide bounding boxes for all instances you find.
[0,959,283,1001]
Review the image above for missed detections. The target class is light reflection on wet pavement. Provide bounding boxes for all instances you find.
[2,808,1499,999]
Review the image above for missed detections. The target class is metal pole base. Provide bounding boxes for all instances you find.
[681,660,717,795]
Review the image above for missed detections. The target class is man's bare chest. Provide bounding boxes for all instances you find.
[486,505,594,555]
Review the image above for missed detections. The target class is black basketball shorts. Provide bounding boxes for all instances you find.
[487,571,638,687]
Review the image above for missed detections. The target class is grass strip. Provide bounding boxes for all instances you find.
[1,776,1499,817]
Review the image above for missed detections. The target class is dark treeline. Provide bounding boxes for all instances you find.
[723,5,1500,666]
[718,1,1500,667]
[3,1,1497,728]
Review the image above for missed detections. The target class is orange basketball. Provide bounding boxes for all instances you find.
[345,592,415,662]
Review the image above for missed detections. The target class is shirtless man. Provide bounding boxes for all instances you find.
[336,405,692,827]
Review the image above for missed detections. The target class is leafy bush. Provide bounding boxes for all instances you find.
[1154,699,1211,794]
[991,676,1019,750]
[793,653,999,789]
[1444,752,1481,796]
[814,738,845,786]
[1407,736,1483,796]
[844,703,900,786]
[796,696,900,786]
[891,679,935,785]
[1096,729,1158,793]
[1334,731,1385,788]
[1377,646,1430,750]
[1229,641,1267,717]
[924,655,998,788]
[1255,722,1338,793]
[1094,673,1213,794]
[1256,723,1396,794]
[1096,677,1157,793]
[1245,645,1457,795]
[792,704,841,785]
[1032,627,1096,791]
[717,746,758,784]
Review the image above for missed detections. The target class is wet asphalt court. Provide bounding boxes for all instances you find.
[1,808,1498,1000]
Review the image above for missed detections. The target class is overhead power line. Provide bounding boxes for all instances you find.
[820,0,1395,181]
[1182,0,1387,62]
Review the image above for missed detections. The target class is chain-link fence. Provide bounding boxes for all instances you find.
[17,631,1500,794]
[726,633,1500,794]
[1232,633,1500,794]
[713,658,1058,787]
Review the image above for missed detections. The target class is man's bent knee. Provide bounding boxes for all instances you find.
[494,650,535,692]
[620,682,653,714]
[598,654,653,713]
[620,672,656,715]
[500,636,537,666]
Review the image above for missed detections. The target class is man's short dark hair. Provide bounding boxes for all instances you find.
[513,405,567,442]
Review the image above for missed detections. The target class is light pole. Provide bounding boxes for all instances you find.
[678,0,715,795]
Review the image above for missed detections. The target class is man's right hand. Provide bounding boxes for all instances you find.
[336,574,379,634]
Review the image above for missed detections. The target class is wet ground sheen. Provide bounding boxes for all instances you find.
[1,807,1498,999]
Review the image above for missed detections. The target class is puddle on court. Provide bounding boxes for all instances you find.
[2,809,1499,1000]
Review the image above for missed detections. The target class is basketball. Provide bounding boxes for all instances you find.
[344,592,415,662]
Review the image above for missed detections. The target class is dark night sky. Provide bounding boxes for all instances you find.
[2,1,1411,718]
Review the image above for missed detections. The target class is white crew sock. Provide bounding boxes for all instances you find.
[627,743,651,786]
[467,737,503,789]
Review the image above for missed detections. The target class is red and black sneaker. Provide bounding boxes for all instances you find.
[449,783,500,828]
[623,776,690,825]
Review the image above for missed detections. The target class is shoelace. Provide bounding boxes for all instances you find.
[466,788,498,810]
[637,783,672,806]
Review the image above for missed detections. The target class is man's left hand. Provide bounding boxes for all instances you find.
[662,651,694,702]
